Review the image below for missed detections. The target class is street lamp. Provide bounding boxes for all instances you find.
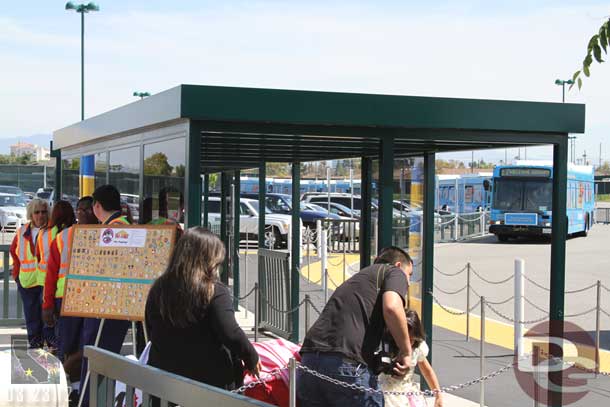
[554,79,574,103]
[133,91,151,99]
[65,2,99,121]
[555,79,575,162]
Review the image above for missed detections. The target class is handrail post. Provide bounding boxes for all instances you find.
[304,295,310,332]
[316,220,322,255]
[595,280,601,376]
[289,357,297,407]
[321,230,328,304]
[466,262,471,341]
[480,296,485,407]
[254,282,259,343]
[515,259,525,358]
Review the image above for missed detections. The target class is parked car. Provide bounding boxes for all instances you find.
[305,202,360,240]
[36,187,55,207]
[0,185,27,200]
[0,193,27,232]
[120,194,140,222]
[240,193,341,231]
[203,197,300,249]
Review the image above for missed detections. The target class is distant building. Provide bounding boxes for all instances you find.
[10,141,50,162]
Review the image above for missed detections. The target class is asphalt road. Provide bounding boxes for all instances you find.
[434,223,610,345]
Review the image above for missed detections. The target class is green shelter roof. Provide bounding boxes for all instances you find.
[53,84,585,172]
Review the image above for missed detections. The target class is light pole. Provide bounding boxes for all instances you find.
[65,2,99,121]
[133,91,151,100]
[555,78,575,163]
[554,79,574,103]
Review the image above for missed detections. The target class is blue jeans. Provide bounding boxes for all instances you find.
[297,352,383,407]
[54,298,83,361]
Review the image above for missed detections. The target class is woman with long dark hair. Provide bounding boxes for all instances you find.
[145,227,260,390]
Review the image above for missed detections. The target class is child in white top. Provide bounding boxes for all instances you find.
[378,310,443,407]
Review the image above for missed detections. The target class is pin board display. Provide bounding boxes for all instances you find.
[61,224,177,321]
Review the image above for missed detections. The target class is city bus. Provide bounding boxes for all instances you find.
[489,161,595,241]
[437,173,493,213]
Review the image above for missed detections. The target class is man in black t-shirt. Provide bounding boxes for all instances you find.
[298,246,414,407]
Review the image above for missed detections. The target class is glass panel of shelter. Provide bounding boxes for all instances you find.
[109,146,141,223]
[142,138,186,226]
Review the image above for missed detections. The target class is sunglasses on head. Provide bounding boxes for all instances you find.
[33,210,48,215]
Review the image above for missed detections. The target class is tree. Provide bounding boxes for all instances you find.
[144,152,173,176]
[571,17,610,89]
[174,164,186,177]
[266,162,290,177]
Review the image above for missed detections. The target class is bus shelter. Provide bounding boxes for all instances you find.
[53,85,584,400]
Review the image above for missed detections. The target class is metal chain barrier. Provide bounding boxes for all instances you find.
[434,265,467,277]
[232,367,287,394]
[564,282,598,294]
[430,292,481,316]
[602,283,610,292]
[457,213,486,222]
[433,283,468,296]
[602,308,610,318]
[537,349,610,377]
[484,301,547,324]
[307,298,323,315]
[470,266,513,285]
[259,293,308,315]
[563,306,598,318]
[484,295,515,305]
[523,275,550,291]
[297,358,516,398]
[523,297,548,314]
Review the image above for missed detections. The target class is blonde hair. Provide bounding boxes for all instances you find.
[26,198,50,222]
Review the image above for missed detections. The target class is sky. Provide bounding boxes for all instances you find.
[1,0,609,165]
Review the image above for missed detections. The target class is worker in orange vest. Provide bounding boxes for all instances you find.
[78,185,131,407]
[9,198,55,348]
[42,197,98,365]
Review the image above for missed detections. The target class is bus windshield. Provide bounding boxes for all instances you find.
[494,179,552,212]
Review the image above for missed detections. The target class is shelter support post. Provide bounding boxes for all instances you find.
[421,152,436,389]
[549,137,568,407]
[203,173,209,228]
[186,122,202,228]
[360,157,372,269]
[233,170,241,310]
[220,171,230,284]
[378,137,395,252]
[291,162,301,341]
[258,163,266,249]
[50,141,61,203]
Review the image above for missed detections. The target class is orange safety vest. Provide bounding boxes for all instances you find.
[54,227,74,299]
[36,226,58,287]
[15,224,39,288]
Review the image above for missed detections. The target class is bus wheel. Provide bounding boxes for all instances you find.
[579,215,589,237]
[497,235,509,242]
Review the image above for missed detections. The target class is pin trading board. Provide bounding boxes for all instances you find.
[61,224,177,321]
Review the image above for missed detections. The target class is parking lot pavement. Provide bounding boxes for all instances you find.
[433,224,610,334]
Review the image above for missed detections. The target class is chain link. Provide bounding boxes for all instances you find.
[564,282,598,294]
[232,367,287,394]
[298,358,516,397]
[259,293,308,315]
[434,265,467,277]
[485,295,515,305]
[307,299,323,315]
[470,267,513,285]
[602,283,610,292]
[484,301,548,324]
[433,283,468,296]
[523,275,550,291]
[523,297,548,314]
[430,292,481,316]
[563,307,597,318]
[602,308,610,318]
[537,349,610,377]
